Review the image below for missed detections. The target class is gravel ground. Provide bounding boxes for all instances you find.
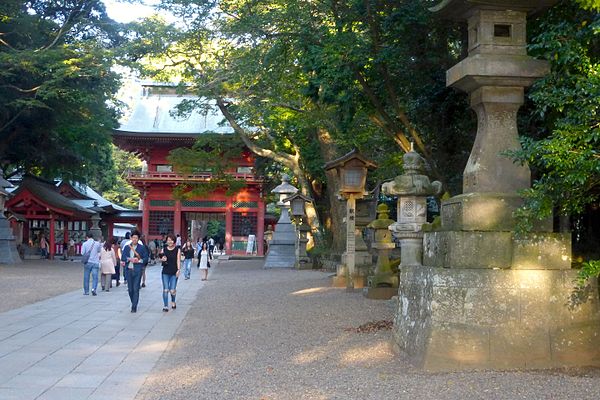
[0,259,85,313]
[136,259,600,400]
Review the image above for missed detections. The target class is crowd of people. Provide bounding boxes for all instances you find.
[81,231,218,313]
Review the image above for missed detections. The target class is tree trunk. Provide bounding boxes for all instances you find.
[315,127,346,252]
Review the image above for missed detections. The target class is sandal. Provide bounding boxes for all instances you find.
[162,307,169,312]
[171,303,176,309]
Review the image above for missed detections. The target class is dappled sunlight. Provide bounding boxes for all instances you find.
[290,287,333,296]
[292,346,329,364]
[339,341,393,366]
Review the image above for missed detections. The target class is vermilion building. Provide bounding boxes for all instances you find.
[112,84,266,256]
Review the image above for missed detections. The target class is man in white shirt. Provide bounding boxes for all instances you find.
[175,234,181,247]
[81,232,101,296]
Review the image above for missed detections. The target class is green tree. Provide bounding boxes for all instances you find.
[99,145,142,209]
[125,0,469,250]
[0,0,124,184]
[514,2,599,232]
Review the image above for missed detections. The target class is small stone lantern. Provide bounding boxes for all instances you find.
[364,203,398,299]
[325,149,377,289]
[283,192,314,270]
[381,148,442,267]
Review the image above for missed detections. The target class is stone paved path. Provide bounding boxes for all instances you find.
[0,262,205,400]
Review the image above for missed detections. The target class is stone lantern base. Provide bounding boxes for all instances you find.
[392,265,600,371]
[0,217,22,264]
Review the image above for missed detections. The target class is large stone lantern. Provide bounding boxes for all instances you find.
[0,178,22,264]
[325,150,377,289]
[283,192,314,270]
[390,0,600,372]
[263,175,298,268]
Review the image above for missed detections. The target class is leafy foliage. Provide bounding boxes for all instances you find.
[0,0,124,185]
[513,2,599,236]
[575,260,600,287]
[98,145,142,209]
[123,0,471,248]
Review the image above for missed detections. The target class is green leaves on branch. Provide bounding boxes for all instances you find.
[513,2,599,234]
[0,0,124,184]
[575,260,600,288]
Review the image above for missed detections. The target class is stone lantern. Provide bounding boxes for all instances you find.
[263,175,298,268]
[283,192,314,270]
[325,149,377,289]
[389,0,600,372]
[364,203,398,299]
[0,178,22,264]
[381,148,442,267]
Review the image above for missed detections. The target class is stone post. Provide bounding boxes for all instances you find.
[364,204,398,299]
[295,221,312,269]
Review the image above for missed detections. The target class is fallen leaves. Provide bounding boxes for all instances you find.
[344,320,393,333]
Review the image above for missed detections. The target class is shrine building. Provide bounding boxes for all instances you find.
[112,84,266,256]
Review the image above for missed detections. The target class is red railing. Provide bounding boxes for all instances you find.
[126,171,264,183]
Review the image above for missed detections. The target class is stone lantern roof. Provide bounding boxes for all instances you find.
[430,0,559,20]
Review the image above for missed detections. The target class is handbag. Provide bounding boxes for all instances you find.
[81,241,97,264]
[81,249,91,264]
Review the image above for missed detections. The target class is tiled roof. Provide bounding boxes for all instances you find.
[116,86,233,135]
[13,176,94,216]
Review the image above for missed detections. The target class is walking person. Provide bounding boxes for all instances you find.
[112,239,121,287]
[148,238,156,265]
[120,230,148,313]
[68,238,75,260]
[196,238,203,268]
[120,232,132,285]
[158,234,181,312]
[208,236,215,258]
[140,235,149,288]
[81,232,101,296]
[100,239,117,292]
[181,238,194,279]
[198,241,211,281]
[39,235,48,259]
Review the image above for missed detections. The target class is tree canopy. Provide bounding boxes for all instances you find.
[0,0,124,184]
[123,0,471,248]
[514,1,599,234]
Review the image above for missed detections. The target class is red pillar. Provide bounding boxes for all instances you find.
[257,197,265,256]
[142,196,150,238]
[225,198,233,254]
[107,221,114,242]
[49,215,56,260]
[63,223,69,256]
[174,200,182,236]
